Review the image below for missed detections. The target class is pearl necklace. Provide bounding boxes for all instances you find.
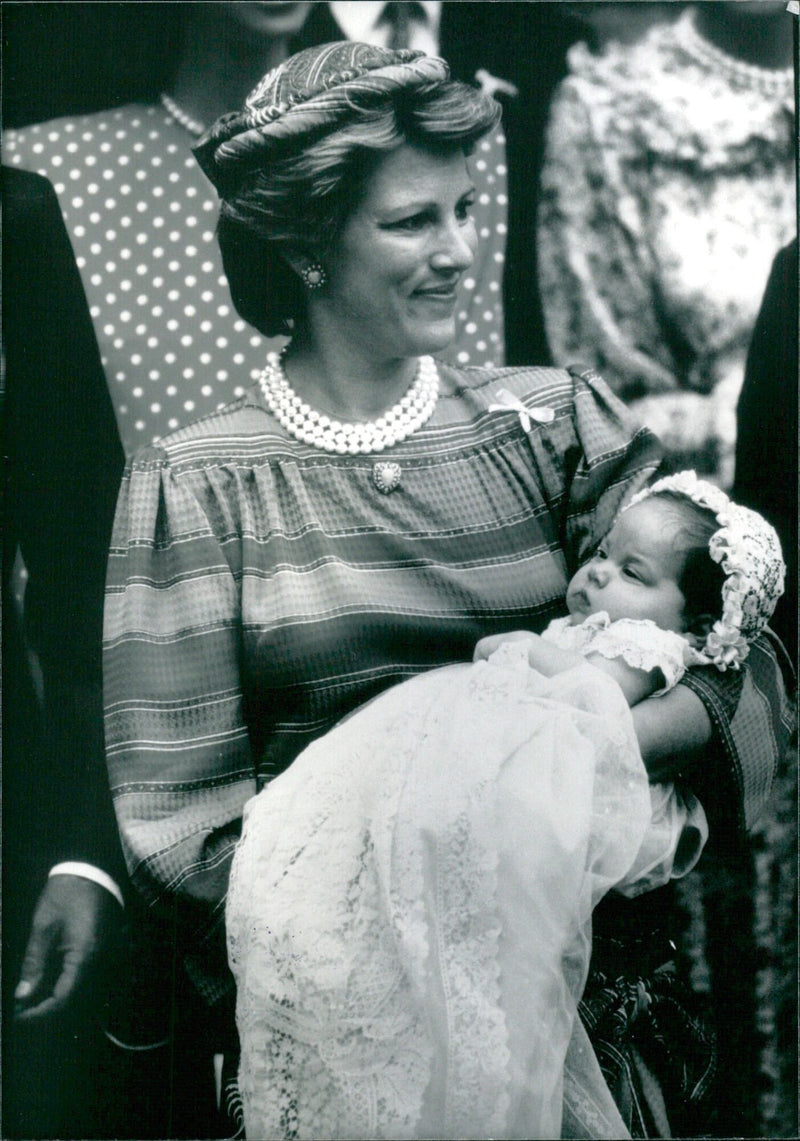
[676,10,794,97]
[159,93,206,138]
[259,352,439,454]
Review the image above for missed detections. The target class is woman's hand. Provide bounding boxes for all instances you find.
[632,685,712,782]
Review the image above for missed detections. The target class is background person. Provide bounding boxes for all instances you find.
[103,42,792,1138]
[734,237,798,667]
[2,166,127,1139]
[3,3,313,457]
[538,1,795,490]
[728,236,798,1137]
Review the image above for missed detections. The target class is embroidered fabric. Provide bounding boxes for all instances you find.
[227,644,681,1138]
[542,613,694,695]
[565,9,793,168]
[537,8,794,485]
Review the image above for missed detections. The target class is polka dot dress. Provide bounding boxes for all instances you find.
[6,102,508,455]
[457,128,507,372]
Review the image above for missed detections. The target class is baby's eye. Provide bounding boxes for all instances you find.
[622,566,641,581]
[595,547,608,560]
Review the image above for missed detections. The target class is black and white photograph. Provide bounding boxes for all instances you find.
[2,2,797,1138]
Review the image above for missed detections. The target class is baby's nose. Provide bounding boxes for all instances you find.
[588,561,609,586]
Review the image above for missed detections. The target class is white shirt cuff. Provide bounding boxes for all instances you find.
[49,862,125,909]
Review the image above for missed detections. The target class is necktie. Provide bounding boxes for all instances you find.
[381,2,424,51]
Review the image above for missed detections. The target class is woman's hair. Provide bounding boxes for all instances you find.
[213,73,500,336]
[651,491,726,635]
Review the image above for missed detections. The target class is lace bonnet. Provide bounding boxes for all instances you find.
[626,470,785,670]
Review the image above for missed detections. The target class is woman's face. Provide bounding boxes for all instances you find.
[319,143,478,362]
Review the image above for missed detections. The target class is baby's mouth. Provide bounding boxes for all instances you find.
[567,587,590,614]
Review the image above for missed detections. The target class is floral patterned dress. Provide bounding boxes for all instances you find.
[538,6,795,488]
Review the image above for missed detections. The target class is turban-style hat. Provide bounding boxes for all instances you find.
[194,41,450,200]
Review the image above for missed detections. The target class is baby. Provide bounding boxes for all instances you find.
[474,470,785,901]
[482,468,779,685]
[226,471,784,1141]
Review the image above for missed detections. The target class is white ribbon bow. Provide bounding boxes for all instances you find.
[474,69,519,101]
[488,389,555,433]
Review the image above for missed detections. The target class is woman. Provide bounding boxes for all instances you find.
[5,2,508,457]
[104,42,791,1138]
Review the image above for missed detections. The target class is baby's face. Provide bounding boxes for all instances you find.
[566,499,689,631]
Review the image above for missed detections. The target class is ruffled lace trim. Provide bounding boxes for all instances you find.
[542,613,692,694]
[628,471,786,670]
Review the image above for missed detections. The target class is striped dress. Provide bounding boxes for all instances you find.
[103,361,789,1010]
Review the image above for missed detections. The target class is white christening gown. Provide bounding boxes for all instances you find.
[226,617,708,1140]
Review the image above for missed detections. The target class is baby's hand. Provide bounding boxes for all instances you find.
[474,630,586,678]
[473,630,538,662]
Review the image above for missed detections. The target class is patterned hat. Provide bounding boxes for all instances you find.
[627,471,785,670]
[193,41,450,199]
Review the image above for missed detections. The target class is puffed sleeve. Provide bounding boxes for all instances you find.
[582,618,691,695]
[550,365,662,572]
[537,72,678,397]
[104,447,256,996]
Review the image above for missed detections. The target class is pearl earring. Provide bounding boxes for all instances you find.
[301,263,327,290]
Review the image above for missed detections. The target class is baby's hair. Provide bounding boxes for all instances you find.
[650,490,726,637]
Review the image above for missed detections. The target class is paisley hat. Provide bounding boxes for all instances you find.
[194,41,450,199]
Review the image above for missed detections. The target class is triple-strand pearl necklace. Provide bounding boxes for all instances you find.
[258,351,439,454]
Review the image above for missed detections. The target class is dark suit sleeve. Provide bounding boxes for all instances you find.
[733,237,798,664]
[2,166,127,883]
[438,3,578,367]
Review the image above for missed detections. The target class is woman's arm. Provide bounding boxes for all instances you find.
[104,452,256,991]
[632,685,712,782]
[678,636,792,837]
